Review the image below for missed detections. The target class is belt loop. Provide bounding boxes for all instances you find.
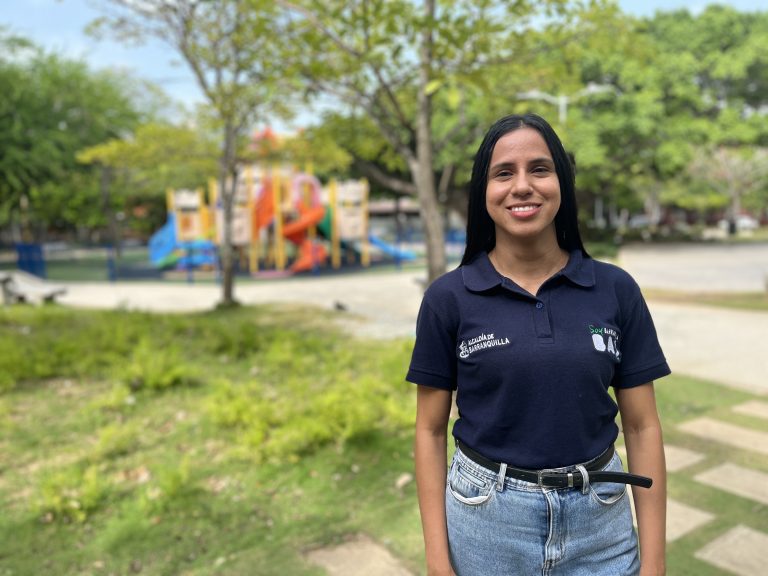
[576,464,590,495]
[496,463,507,492]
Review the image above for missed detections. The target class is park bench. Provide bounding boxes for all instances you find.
[0,270,67,305]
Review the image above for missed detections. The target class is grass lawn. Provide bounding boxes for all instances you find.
[0,304,765,575]
[643,289,768,313]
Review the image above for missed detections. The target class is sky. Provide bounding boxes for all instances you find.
[2,0,766,130]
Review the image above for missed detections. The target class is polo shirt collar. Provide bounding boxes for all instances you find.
[560,249,595,288]
[461,252,502,292]
[462,250,595,292]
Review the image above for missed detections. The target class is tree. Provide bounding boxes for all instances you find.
[637,6,768,223]
[91,0,292,306]
[498,1,646,229]
[688,146,768,231]
[77,121,220,248]
[78,122,219,194]
[279,0,567,283]
[516,4,768,231]
[0,32,148,242]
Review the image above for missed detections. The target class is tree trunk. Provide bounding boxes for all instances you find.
[415,0,446,285]
[728,182,741,236]
[219,122,238,306]
[100,165,122,273]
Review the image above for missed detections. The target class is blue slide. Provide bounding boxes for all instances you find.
[148,214,178,267]
[148,213,218,269]
[368,233,417,261]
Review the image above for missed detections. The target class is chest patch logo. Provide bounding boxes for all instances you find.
[589,325,621,361]
[459,332,510,359]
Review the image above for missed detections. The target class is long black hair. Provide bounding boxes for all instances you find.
[460,113,588,266]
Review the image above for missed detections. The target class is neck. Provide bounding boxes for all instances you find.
[489,235,568,294]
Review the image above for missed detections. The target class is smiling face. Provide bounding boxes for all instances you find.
[485,127,561,248]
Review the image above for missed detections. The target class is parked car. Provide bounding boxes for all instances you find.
[718,215,760,232]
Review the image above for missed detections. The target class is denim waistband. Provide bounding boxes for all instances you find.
[453,443,620,492]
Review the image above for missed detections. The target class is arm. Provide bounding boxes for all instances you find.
[615,382,667,576]
[414,385,455,576]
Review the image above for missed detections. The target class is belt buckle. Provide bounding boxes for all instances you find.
[537,471,564,488]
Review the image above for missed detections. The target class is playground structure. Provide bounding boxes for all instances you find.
[149,166,416,276]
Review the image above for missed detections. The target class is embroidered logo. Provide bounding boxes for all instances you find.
[589,325,621,361]
[458,332,510,359]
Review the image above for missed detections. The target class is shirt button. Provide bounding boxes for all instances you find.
[536,302,544,309]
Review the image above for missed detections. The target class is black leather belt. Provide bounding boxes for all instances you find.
[456,440,653,489]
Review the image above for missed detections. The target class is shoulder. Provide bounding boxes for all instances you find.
[591,259,643,302]
[418,266,465,325]
[423,265,465,301]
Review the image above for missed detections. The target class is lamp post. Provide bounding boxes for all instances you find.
[517,82,619,124]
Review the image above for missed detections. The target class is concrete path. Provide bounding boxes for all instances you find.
[56,271,426,341]
[678,417,768,456]
[648,301,768,395]
[733,400,768,420]
[305,535,412,576]
[695,525,768,576]
[695,463,768,506]
[660,445,705,473]
[666,499,716,543]
[618,243,768,293]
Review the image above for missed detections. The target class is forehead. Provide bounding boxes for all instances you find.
[490,128,552,163]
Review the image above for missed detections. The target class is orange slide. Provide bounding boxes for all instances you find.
[283,204,328,272]
[253,181,328,273]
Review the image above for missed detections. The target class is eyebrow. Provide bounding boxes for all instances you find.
[489,157,555,171]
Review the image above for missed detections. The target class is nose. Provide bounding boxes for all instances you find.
[511,173,532,197]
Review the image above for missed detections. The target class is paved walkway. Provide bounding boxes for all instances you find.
[618,242,768,293]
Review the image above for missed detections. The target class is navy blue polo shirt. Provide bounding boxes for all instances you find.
[406,250,671,469]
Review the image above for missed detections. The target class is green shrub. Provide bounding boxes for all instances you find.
[139,456,194,514]
[34,464,112,523]
[207,379,265,428]
[200,318,264,359]
[121,337,195,392]
[208,338,415,463]
[0,308,156,389]
[90,423,141,462]
[87,384,138,415]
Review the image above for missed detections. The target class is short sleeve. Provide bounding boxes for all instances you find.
[612,293,671,389]
[406,298,457,390]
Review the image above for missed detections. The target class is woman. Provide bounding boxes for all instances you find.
[408,113,669,576]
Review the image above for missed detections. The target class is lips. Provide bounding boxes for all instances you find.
[506,204,542,217]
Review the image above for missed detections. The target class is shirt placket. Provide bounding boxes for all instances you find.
[533,290,553,343]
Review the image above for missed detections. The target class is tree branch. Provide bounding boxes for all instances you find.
[352,158,417,196]
[277,0,364,58]
[437,163,455,201]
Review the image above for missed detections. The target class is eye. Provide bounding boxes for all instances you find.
[492,169,513,180]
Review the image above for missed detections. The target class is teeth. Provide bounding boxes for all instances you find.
[510,205,538,213]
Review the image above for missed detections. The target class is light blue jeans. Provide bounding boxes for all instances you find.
[446,446,640,576]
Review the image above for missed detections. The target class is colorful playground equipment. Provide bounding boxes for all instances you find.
[149,188,218,271]
[149,166,415,276]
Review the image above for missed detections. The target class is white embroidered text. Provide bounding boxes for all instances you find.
[459,332,511,359]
